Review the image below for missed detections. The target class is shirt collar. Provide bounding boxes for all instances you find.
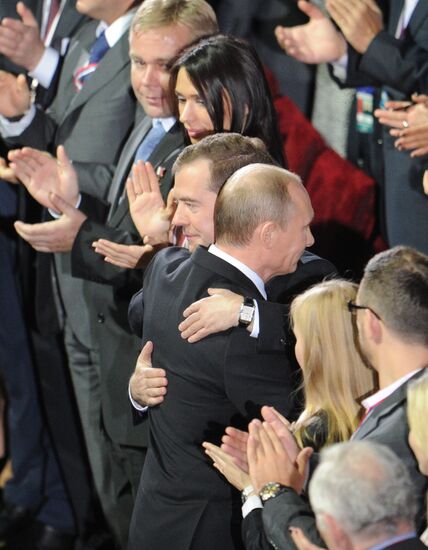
[153,117,177,133]
[97,9,135,48]
[208,244,267,299]
[362,368,423,411]
[368,531,417,550]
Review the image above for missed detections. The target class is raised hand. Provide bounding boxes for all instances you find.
[289,527,326,550]
[92,239,154,269]
[0,2,45,71]
[14,192,86,252]
[179,288,243,343]
[202,441,251,491]
[0,157,18,183]
[375,101,428,157]
[261,406,300,462]
[326,0,383,54]
[275,0,346,64]
[247,419,313,494]
[127,161,174,242]
[0,71,31,118]
[129,341,168,407]
[9,146,79,210]
[221,426,249,473]
[393,123,428,157]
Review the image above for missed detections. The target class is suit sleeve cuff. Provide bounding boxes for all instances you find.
[128,380,148,414]
[242,495,263,518]
[28,46,60,89]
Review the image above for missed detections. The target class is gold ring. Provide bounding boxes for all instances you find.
[402,120,409,128]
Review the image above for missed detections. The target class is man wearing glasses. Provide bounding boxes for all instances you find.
[245,245,428,549]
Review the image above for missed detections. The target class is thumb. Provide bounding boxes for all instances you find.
[16,73,29,93]
[17,1,39,28]
[298,0,324,20]
[207,288,235,298]
[139,340,154,366]
[164,189,176,218]
[48,192,74,215]
[297,447,313,476]
[57,145,72,169]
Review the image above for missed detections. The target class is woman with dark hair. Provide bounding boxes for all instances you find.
[169,33,287,167]
[93,33,287,265]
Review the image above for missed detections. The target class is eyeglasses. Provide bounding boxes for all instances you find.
[347,300,382,321]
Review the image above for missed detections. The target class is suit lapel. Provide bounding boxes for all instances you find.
[62,28,130,121]
[387,0,404,33]
[54,2,86,40]
[407,0,428,36]
[109,122,184,226]
[106,115,152,211]
[354,390,405,440]
[354,370,425,440]
[192,247,266,300]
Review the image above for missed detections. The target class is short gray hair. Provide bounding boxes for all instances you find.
[309,441,417,539]
[215,164,302,247]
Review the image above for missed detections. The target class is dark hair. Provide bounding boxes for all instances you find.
[360,246,428,346]
[169,34,287,167]
[173,133,277,193]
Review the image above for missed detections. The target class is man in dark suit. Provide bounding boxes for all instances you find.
[127,137,318,549]
[276,0,428,255]
[6,2,219,544]
[0,0,140,545]
[0,1,86,105]
[128,135,335,410]
[0,3,102,550]
[306,441,427,550]
[239,245,428,549]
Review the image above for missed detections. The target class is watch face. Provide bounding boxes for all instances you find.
[240,305,254,323]
[260,482,281,502]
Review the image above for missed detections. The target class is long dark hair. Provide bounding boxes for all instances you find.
[169,34,286,167]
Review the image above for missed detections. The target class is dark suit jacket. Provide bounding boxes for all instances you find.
[341,1,428,254]
[257,370,428,550]
[383,538,427,550]
[128,246,301,550]
[7,18,136,348]
[70,118,185,447]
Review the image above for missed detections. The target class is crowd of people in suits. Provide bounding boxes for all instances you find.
[0,1,427,550]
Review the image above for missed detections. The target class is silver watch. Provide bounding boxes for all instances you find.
[239,297,255,327]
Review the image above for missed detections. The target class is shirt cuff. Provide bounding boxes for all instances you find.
[29,46,60,89]
[128,381,148,413]
[250,300,260,338]
[48,193,82,219]
[331,52,348,81]
[0,105,36,137]
[242,495,263,518]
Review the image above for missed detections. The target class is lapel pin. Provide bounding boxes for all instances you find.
[156,166,166,179]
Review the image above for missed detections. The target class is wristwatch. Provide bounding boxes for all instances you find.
[239,297,255,327]
[259,482,289,503]
[241,484,256,504]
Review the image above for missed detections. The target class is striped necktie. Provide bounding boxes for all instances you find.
[74,31,109,91]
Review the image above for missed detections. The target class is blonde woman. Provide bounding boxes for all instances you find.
[407,371,428,545]
[204,280,376,508]
[291,279,375,449]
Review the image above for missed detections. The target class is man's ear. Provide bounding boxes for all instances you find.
[319,513,353,550]
[367,309,383,344]
[259,221,277,249]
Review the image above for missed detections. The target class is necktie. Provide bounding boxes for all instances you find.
[111,121,167,209]
[133,121,166,163]
[74,31,110,91]
[43,0,60,40]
